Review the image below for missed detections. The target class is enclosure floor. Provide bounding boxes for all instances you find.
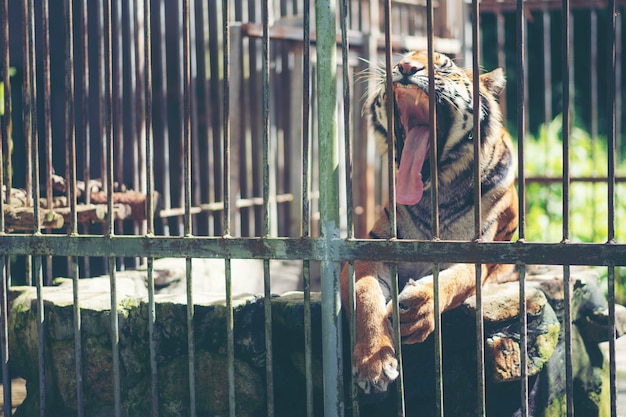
[0,378,25,416]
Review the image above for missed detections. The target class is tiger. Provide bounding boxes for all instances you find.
[340,51,518,394]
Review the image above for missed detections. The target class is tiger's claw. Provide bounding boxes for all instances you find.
[387,280,436,344]
[353,341,399,394]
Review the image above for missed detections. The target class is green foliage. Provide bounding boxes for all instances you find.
[523,116,626,301]
[523,115,625,242]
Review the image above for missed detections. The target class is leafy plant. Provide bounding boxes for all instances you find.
[522,115,626,302]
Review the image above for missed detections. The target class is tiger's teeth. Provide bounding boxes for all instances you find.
[414,90,422,105]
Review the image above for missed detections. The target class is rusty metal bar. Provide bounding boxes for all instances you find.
[181,1,196,416]
[617,13,622,161]
[113,0,125,270]
[525,176,626,184]
[42,0,53,284]
[515,0,528,415]
[382,0,405,415]
[103,0,121,414]
[471,0,485,414]
[341,0,352,239]
[79,0,90,277]
[426,0,443,415]
[301,2,314,415]
[22,0,33,211]
[222,2,236,416]
[496,11,506,121]
[143,0,158,413]
[157,0,172,236]
[81,0,90,209]
[0,235,625,264]
[66,0,77,237]
[24,0,44,414]
[0,0,9,412]
[97,0,106,198]
[561,1,573,416]
[0,0,9,211]
[64,0,84,415]
[339,0,359,414]
[262,1,275,416]
[606,0,617,415]
[104,0,114,235]
[542,9,552,127]
[0,256,7,417]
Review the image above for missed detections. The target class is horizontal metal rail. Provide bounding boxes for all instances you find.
[0,235,623,265]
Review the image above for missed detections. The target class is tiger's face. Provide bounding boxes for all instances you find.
[367,51,506,206]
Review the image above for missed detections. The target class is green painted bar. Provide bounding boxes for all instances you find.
[316,0,344,416]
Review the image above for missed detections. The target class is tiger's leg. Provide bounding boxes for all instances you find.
[341,261,399,393]
[388,263,488,344]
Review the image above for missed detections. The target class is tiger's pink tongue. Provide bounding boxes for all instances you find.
[397,125,430,205]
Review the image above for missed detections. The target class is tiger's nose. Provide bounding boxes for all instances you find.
[397,60,423,76]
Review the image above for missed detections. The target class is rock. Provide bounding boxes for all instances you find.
[461,282,560,383]
[7,266,623,417]
[358,267,624,417]
[9,277,268,417]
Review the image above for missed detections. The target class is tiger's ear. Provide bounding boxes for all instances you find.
[480,68,506,98]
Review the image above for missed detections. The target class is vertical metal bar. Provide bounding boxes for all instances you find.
[315,1,343,416]
[113,0,125,270]
[103,0,121,415]
[0,0,9,209]
[98,0,106,198]
[382,1,405,416]
[0,0,9,413]
[66,0,77,236]
[0,255,7,417]
[561,1,572,416]
[104,0,114,234]
[81,0,90,208]
[144,0,158,413]
[222,2,236,417]
[301,2,314,416]
[176,0,186,237]
[616,14,622,162]
[340,0,352,239]
[470,0,485,415]
[515,0,528,416]
[542,9,552,128]
[496,12,506,121]
[157,0,171,236]
[127,0,138,195]
[606,0,617,415]
[426,0,442,415]
[23,0,33,210]
[262,1,275,415]
[590,9,599,241]
[42,0,53,285]
[339,1,359,415]
[64,0,84,415]
[113,0,123,208]
[24,0,44,414]
[223,0,231,239]
[181,1,196,416]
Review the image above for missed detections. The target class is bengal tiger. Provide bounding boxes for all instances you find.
[341,51,518,394]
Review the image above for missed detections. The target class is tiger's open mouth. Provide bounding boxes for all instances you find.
[393,84,433,206]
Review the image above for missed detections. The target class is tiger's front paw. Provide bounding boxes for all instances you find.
[353,335,399,394]
[388,280,435,344]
